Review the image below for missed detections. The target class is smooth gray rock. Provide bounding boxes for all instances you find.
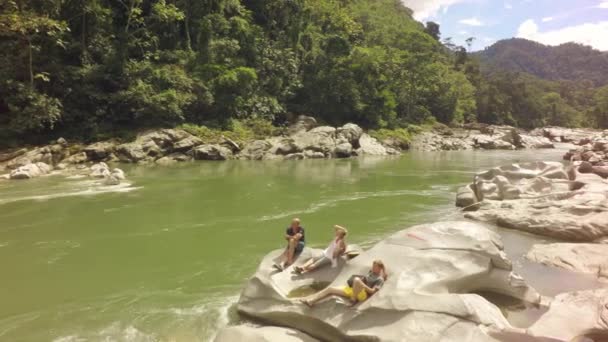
[239,140,272,160]
[84,142,116,161]
[235,221,540,342]
[9,162,52,179]
[90,162,110,178]
[285,153,305,160]
[528,289,608,341]
[526,243,608,279]
[172,135,203,152]
[269,138,301,156]
[62,152,88,164]
[462,162,608,241]
[141,140,162,157]
[456,184,479,210]
[111,168,126,180]
[333,142,353,158]
[115,143,147,163]
[292,127,337,154]
[356,134,388,155]
[304,150,325,159]
[192,145,233,161]
[336,123,363,145]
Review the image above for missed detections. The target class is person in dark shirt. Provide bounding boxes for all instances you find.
[278,218,305,270]
[299,260,387,306]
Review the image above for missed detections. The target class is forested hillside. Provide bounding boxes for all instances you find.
[1,0,607,147]
[478,38,608,86]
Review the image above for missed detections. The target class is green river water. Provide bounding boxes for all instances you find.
[0,147,604,341]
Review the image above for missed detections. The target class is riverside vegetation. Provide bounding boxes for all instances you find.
[1,0,608,150]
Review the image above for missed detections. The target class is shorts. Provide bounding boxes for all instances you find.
[342,286,367,302]
[294,241,305,254]
[310,255,332,269]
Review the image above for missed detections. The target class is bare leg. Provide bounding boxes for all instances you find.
[295,258,314,273]
[302,287,345,306]
[286,239,296,266]
[351,277,366,303]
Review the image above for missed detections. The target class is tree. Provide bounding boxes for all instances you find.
[424,21,440,41]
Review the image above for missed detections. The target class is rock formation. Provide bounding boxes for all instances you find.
[411,125,554,152]
[456,161,608,241]
[219,221,542,342]
[526,243,608,280]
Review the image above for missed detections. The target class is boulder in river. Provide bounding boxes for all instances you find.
[336,123,363,145]
[192,145,233,161]
[356,133,389,155]
[526,243,608,280]
[62,152,88,164]
[527,289,608,341]
[460,161,608,241]
[115,143,147,163]
[333,142,353,158]
[172,135,203,152]
[292,126,337,155]
[238,140,272,160]
[90,162,111,178]
[84,141,116,161]
[9,162,52,179]
[232,221,540,342]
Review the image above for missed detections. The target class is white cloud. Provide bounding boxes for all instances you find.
[459,17,484,26]
[400,0,469,21]
[516,19,608,51]
[542,17,554,22]
[458,30,469,35]
[505,3,513,9]
[598,1,608,9]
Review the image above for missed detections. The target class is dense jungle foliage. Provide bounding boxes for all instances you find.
[1,0,607,146]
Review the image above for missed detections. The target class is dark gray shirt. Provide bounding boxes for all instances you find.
[364,271,384,289]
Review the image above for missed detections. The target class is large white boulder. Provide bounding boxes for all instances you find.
[9,162,52,179]
[461,162,608,241]
[90,162,110,178]
[192,144,233,161]
[233,221,540,342]
[356,133,388,156]
[292,126,337,154]
[238,140,273,160]
[336,123,363,145]
[528,289,608,341]
[526,243,608,280]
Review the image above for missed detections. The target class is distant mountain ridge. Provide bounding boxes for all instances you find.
[477,38,608,86]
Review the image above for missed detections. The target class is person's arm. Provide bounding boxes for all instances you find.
[333,239,346,259]
[364,280,384,295]
[285,228,293,240]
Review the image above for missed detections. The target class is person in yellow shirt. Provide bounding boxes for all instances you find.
[300,260,387,306]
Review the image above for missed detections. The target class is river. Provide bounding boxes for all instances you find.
[0,147,604,341]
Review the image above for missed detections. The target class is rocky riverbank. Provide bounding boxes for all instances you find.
[1,118,583,183]
[449,129,608,340]
[410,124,556,151]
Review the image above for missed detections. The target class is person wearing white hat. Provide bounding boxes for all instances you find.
[294,225,348,275]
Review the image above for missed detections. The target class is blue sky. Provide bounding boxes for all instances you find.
[401,0,608,51]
